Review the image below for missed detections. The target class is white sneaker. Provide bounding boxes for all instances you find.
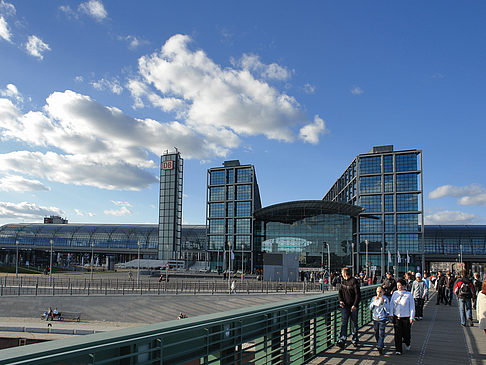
[404,344,411,351]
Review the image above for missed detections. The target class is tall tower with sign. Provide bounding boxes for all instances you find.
[158,149,183,261]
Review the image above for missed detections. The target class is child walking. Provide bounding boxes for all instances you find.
[369,286,390,354]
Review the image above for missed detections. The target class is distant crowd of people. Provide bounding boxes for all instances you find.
[335,267,486,357]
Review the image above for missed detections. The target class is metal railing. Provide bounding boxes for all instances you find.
[0,276,337,296]
[0,285,377,365]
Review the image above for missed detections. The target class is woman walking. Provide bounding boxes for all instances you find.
[369,286,390,354]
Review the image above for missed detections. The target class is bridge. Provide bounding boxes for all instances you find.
[0,286,484,364]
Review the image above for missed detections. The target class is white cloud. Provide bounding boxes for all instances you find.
[74,208,95,217]
[424,210,478,225]
[429,184,486,206]
[25,35,50,60]
[91,78,123,94]
[0,201,63,220]
[104,201,132,216]
[118,35,149,50]
[235,53,292,81]
[59,5,77,18]
[299,115,327,144]
[350,85,364,95]
[0,174,50,192]
[0,1,16,16]
[130,34,317,148]
[79,0,107,22]
[0,83,22,103]
[74,75,84,82]
[303,83,315,94]
[0,15,12,43]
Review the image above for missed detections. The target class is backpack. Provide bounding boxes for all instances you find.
[459,282,472,298]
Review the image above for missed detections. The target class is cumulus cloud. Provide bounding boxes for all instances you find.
[299,115,327,144]
[0,201,64,220]
[0,1,16,16]
[25,35,50,60]
[0,83,22,103]
[104,201,132,216]
[129,34,320,149]
[74,209,95,217]
[79,0,107,22]
[429,184,486,206]
[91,78,123,94]
[0,174,50,192]
[0,15,11,42]
[350,85,364,95]
[424,210,478,225]
[118,35,149,50]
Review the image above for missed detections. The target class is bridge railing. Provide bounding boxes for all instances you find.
[0,285,377,365]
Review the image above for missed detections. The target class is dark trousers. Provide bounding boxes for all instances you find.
[393,316,411,353]
[338,307,358,343]
[436,287,445,304]
[444,288,453,304]
[414,298,424,318]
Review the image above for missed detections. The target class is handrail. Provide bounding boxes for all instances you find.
[0,285,378,365]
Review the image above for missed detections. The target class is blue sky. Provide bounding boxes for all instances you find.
[0,1,485,226]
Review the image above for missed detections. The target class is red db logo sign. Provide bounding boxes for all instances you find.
[162,160,174,170]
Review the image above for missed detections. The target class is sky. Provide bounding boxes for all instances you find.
[0,1,485,227]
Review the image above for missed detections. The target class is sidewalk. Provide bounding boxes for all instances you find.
[309,294,486,365]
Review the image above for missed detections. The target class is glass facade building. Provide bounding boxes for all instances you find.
[158,150,183,261]
[206,160,261,272]
[323,145,424,276]
[254,201,363,272]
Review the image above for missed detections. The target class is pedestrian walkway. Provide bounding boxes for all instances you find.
[309,294,486,365]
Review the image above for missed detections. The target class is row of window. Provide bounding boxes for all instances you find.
[360,214,419,233]
[209,168,253,185]
[359,153,418,175]
[208,184,252,201]
[208,202,252,217]
[359,173,419,193]
[208,218,251,234]
[208,235,251,250]
[359,193,419,212]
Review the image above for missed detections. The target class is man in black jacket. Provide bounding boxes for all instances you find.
[436,271,446,305]
[336,267,361,349]
[382,272,397,302]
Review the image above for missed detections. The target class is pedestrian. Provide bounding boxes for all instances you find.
[444,272,454,305]
[369,286,390,355]
[382,272,397,303]
[390,278,415,355]
[230,280,236,294]
[476,279,486,335]
[473,272,482,310]
[423,273,430,301]
[336,267,361,349]
[454,269,476,327]
[411,273,427,320]
[435,270,446,305]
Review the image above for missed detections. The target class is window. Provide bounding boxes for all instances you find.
[384,195,394,212]
[226,202,234,217]
[383,155,393,172]
[396,173,418,192]
[226,218,234,234]
[236,168,252,183]
[396,194,418,212]
[236,218,251,233]
[236,201,251,216]
[209,186,225,201]
[384,215,395,232]
[226,185,234,200]
[396,154,418,172]
[359,216,382,232]
[209,219,225,234]
[209,203,225,217]
[208,235,225,250]
[210,170,225,185]
[359,195,381,212]
[236,184,251,200]
[397,234,419,252]
[397,214,419,232]
[384,175,393,193]
[360,176,381,193]
[226,169,234,184]
[235,235,251,250]
[359,156,381,174]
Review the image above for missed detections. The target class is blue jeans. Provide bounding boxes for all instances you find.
[339,307,359,343]
[373,319,387,349]
[458,297,473,325]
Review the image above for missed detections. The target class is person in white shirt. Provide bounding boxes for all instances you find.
[369,286,390,355]
[390,278,415,355]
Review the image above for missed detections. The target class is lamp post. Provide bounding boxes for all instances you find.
[227,241,232,289]
[322,242,330,284]
[460,244,463,269]
[90,241,94,280]
[137,240,141,287]
[365,240,369,278]
[15,240,19,278]
[49,239,53,284]
[351,241,355,276]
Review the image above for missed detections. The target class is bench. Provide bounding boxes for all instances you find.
[41,311,81,322]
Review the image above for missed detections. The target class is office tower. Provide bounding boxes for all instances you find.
[206,160,261,273]
[323,145,424,276]
[158,149,183,261]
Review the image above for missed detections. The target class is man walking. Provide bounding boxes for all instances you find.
[444,272,454,305]
[336,267,361,349]
[454,270,475,327]
[411,273,428,320]
[382,272,397,303]
[473,272,482,310]
[390,279,415,355]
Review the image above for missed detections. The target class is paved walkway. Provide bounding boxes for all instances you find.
[310,293,486,365]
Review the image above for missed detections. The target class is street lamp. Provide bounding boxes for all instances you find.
[137,240,141,287]
[227,241,232,289]
[351,241,355,276]
[49,239,53,284]
[323,242,330,284]
[460,244,463,268]
[365,240,369,278]
[15,240,19,278]
[90,241,94,280]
